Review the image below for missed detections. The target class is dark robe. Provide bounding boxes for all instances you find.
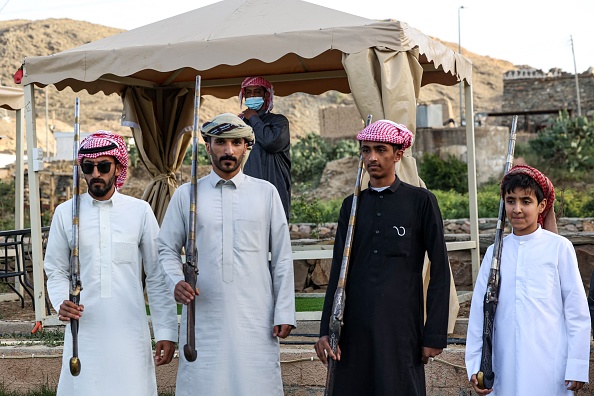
[243,110,291,220]
[320,178,450,396]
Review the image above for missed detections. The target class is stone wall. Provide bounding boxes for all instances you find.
[501,68,594,130]
[291,219,594,292]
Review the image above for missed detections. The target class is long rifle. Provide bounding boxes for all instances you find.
[324,114,372,396]
[183,75,201,362]
[69,97,82,376]
[476,115,518,389]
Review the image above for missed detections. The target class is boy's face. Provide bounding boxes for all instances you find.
[504,187,547,236]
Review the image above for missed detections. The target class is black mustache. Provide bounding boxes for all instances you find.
[89,178,105,184]
[219,155,237,162]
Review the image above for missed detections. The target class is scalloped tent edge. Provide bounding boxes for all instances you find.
[16,0,480,326]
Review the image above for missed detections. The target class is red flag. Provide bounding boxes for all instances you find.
[14,67,23,84]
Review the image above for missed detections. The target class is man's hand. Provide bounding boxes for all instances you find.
[272,324,293,339]
[421,346,443,364]
[58,300,84,322]
[469,374,493,394]
[174,280,199,305]
[239,109,258,120]
[565,380,585,391]
[314,335,340,365]
[154,340,175,366]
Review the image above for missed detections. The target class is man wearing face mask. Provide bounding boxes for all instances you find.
[239,76,291,221]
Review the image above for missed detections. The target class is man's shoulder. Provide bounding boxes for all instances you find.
[264,111,289,123]
[117,192,148,205]
[244,174,276,190]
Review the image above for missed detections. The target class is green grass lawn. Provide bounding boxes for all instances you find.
[146,298,325,315]
[295,297,324,312]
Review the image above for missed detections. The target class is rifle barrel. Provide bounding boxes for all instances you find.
[324,115,371,396]
[477,115,518,389]
[69,97,82,376]
[183,75,201,362]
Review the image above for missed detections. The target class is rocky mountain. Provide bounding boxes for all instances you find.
[1,18,518,156]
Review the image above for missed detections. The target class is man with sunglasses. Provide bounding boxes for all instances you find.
[44,131,178,396]
[158,114,295,396]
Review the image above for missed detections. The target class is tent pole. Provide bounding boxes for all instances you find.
[14,108,25,295]
[24,83,47,322]
[464,81,480,287]
[15,108,25,230]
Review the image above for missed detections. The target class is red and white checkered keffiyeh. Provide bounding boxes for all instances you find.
[78,131,128,190]
[239,76,274,112]
[502,165,555,227]
[356,120,413,149]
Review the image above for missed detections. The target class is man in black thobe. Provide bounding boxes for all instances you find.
[239,76,291,220]
[315,120,450,395]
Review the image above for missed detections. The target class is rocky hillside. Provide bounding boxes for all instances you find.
[1,18,517,156]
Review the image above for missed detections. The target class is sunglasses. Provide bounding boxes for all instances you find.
[81,161,114,175]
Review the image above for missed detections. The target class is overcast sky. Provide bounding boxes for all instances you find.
[1,0,592,74]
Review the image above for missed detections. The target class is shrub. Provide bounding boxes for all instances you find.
[182,143,210,166]
[432,190,469,219]
[291,134,359,187]
[291,195,343,224]
[418,153,468,193]
[290,133,330,185]
[528,111,594,174]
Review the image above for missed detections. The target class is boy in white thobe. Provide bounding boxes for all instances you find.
[466,165,590,395]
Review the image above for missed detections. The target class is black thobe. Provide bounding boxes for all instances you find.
[320,178,450,396]
[243,110,291,220]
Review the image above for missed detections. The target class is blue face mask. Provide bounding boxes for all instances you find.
[245,97,265,110]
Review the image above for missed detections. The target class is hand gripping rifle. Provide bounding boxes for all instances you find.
[324,114,372,396]
[476,115,518,389]
[183,75,201,363]
[69,98,83,376]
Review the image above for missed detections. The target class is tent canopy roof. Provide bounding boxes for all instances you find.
[0,86,24,110]
[21,0,472,98]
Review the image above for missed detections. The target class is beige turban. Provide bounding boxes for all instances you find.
[200,113,255,147]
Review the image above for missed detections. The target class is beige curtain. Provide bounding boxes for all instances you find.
[122,86,194,224]
[343,48,460,333]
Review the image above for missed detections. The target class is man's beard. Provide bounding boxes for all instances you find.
[212,153,243,174]
[87,174,116,198]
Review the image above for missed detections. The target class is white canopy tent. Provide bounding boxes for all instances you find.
[18,0,479,325]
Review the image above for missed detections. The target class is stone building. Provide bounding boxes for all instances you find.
[498,67,594,131]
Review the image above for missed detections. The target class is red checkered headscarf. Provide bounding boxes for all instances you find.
[239,76,274,112]
[356,120,413,149]
[502,165,555,227]
[78,131,128,190]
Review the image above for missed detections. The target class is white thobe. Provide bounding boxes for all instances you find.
[466,227,590,395]
[158,170,296,396]
[45,191,178,396]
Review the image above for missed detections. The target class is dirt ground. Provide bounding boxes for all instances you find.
[0,299,38,321]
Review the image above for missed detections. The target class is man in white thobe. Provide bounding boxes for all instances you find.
[45,131,178,396]
[158,113,296,396]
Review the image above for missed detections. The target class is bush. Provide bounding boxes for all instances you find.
[418,153,468,193]
[290,133,330,185]
[528,111,594,174]
[291,133,359,187]
[182,143,210,166]
[0,179,15,230]
[291,195,343,224]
